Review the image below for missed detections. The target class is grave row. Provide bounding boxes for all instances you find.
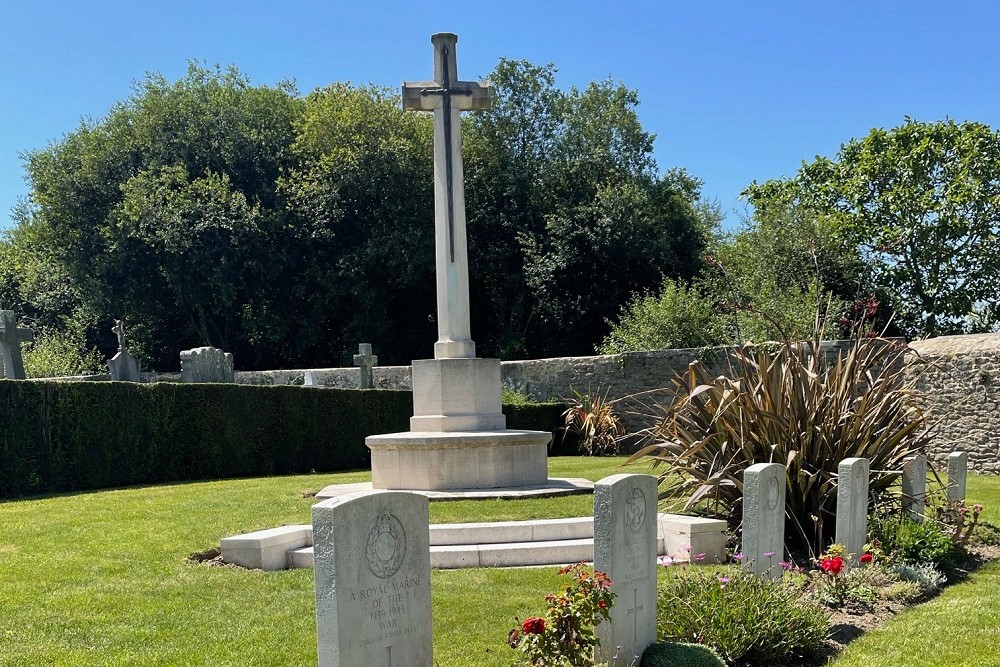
[741,452,968,578]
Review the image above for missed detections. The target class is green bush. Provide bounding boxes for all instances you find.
[641,642,725,667]
[870,514,960,571]
[632,335,928,555]
[657,568,828,666]
[600,278,728,354]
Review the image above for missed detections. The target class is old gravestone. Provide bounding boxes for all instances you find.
[742,463,785,579]
[593,473,657,665]
[354,343,378,389]
[312,490,432,667]
[0,309,33,379]
[902,454,927,522]
[947,451,968,502]
[179,346,234,383]
[836,457,869,564]
[107,320,141,382]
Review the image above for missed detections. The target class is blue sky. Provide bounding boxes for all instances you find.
[2,1,999,232]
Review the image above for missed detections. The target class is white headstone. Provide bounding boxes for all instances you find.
[312,490,433,667]
[947,451,968,502]
[742,463,785,579]
[902,454,927,522]
[836,457,869,563]
[179,346,234,383]
[593,473,657,665]
[0,309,33,379]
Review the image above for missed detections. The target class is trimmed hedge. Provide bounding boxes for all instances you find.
[0,381,569,499]
[641,642,726,667]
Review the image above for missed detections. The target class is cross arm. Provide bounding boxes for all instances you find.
[401,80,493,111]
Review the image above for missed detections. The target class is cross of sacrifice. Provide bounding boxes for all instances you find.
[0,309,34,379]
[402,33,492,360]
[626,587,644,641]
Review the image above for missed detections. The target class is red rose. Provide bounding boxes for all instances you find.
[522,617,546,635]
[598,600,606,609]
[859,553,873,564]
[821,556,845,575]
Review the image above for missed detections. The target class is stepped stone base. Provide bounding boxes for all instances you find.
[367,429,551,490]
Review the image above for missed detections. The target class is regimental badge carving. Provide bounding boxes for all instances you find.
[625,487,646,534]
[767,476,780,511]
[365,509,407,579]
[853,468,866,498]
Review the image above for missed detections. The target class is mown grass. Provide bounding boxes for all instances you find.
[0,457,637,666]
[0,460,997,666]
[830,473,1000,667]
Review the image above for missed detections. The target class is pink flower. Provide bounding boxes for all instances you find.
[732,552,744,562]
[658,555,677,567]
[764,551,775,559]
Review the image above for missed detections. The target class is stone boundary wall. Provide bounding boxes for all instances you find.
[905,334,1000,474]
[32,335,1000,472]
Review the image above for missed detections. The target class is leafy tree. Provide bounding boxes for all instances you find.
[599,278,727,353]
[744,118,1000,338]
[465,61,713,358]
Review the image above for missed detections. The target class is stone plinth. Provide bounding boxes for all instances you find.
[410,358,505,432]
[367,430,549,490]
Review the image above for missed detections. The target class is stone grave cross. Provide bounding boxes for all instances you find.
[353,343,378,389]
[403,33,491,360]
[0,309,34,379]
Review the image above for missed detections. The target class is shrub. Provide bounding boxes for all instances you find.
[869,513,960,572]
[641,642,725,667]
[657,568,828,666]
[599,278,729,354]
[562,387,626,456]
[630,333,929,555]
[890,562,947,594]
[507,563,614,667]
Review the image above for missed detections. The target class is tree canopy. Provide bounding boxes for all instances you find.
[5,61,713,373]
[744,118,1000,339]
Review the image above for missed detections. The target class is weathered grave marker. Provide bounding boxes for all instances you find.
[836,457,869,563]
[947,451,968,502]
[354,343,378,389]
[179,346,234,383]
[742,463,785,579]
[0,309,33,379]
[107,319,141,382]
[593,473,657,665]
[312,490,432,667]
[902,454,927,522]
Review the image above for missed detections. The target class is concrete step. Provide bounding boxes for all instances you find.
[221,513,728,571]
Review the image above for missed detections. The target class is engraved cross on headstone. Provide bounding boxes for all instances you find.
[0,309,34,379]
[353,343,378,389]
[403,33,491,360]
[626,588,643,641]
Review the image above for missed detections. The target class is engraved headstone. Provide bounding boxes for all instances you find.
[179,346,234,383]
[836,457,869,564]
[947,451,968,502]
[354,343,378,389]
[107,320,141,382]
[593,473,657,665]
[312,490,433,667]
[303,370,319,387]
[742,463,785,579]
[0,309,34,379]
[902,454,927,522]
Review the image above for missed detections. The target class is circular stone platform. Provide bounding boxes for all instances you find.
[315,477,595,501]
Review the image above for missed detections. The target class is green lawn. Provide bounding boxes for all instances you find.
[0,459,997,666]
[0,457,640,666]
[830,474,1000,667]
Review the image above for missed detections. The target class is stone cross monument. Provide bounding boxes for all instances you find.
[365,34,550,491]
[0,309,34,379]
[402,32,490,361]
[353,343,378,389]
[107,319,142,382]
